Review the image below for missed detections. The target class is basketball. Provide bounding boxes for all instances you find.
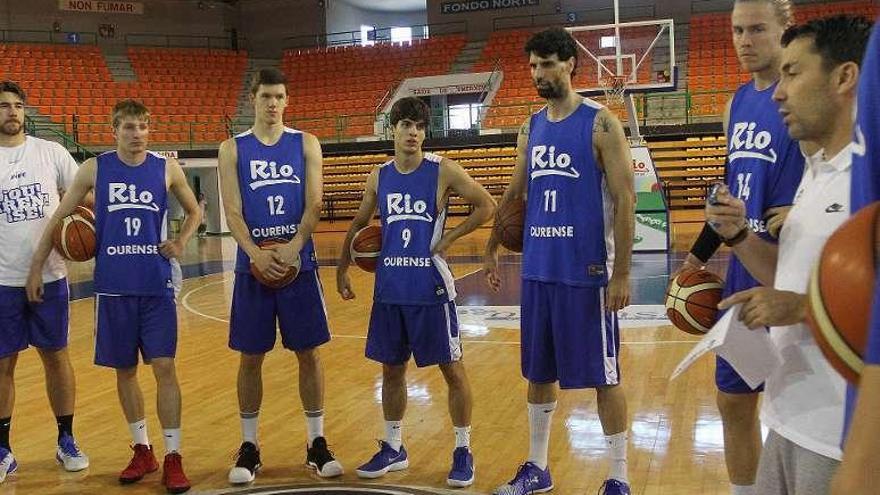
[494,198,525,253]
[249,238,300,289]
[665,268,724,335]
[805,202,879,383]
[351,225,382,272]
[52,205,96,262]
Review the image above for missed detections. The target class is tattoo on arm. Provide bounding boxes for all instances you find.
[592,116,611,133]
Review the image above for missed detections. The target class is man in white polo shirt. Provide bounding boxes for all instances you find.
[706,14,873,494]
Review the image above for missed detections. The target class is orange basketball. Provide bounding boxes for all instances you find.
[249,238,299,289]
[494,198,525,253]
[805,202,879,383]
[52,205,96,262]
[665,268,724,335]
[351,225,382,272]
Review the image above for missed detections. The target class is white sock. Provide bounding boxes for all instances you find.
[454,426,471,449]
[163,428,181,454]
[305,410,324,448]
[240,410,259,446]
[527,402,556,470]
[385,420,403,452]
[606,431,628,483]
[731,484,756,495]
[129,419,149,446]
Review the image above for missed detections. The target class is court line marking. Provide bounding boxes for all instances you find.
[179,268,694,346]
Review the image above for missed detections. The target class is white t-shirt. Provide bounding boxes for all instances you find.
[0,136,79,286]
[760,144,851,461]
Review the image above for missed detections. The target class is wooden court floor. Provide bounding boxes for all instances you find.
[0,226,734,495]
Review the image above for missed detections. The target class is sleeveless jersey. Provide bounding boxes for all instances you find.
[374,153,455,305]
[93,151,171,296]
[522,99,614,287]
[234,127,317,273]
[723,81,804,297]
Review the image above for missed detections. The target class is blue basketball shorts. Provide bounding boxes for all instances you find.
[366,300,461,368]
[229,270,331,354]
[521,279,620,389]
[0,278,69,359]
[94,293,178,369]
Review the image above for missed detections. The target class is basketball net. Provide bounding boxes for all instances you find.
[600,75,628,107]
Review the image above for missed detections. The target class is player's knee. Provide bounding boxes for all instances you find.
[295,347,321,370]
[439,362,469,389]
[383,363,407,384]
[239,352,265,372]
[716,391,759,424]
[151,358,177,382]
[0,355,17,377]
[36,347,69,371]
[116,366,138,382]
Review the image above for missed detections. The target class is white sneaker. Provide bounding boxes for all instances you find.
[55,434,89,472]
[0,447,17,483]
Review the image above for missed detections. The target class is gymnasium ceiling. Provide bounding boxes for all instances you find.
[335,0,427,12]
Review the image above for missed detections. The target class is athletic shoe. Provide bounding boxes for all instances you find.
[306,436,343,477]
[446,446,474,488]
[493,461,553,494]
[0,448,17,483]
[55,433,89,472]
[119,444,159,484]
[355,441,408,479]
[600,478,631,495]
[162,452,191,494]
[228,441,261,484]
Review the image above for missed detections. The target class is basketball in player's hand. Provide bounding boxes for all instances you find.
[665,268,724,334]
[351,225,382,272]
[494,198,525,253]
[52,205,96,262]
[805,201,878,383]
[250,238,299,289]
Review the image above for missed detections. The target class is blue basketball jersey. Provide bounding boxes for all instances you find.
[723,81,805,297]
[233,127,317,273]
[522,100,612,287]
[374,153,455,305]
[845,24,880,440]
[93,151,172,296]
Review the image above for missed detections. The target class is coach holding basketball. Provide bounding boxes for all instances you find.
[707,15,871,494]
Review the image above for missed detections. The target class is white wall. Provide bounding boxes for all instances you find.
[326,0,427,36]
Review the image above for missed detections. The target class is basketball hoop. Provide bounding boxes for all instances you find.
[601,75,628,106]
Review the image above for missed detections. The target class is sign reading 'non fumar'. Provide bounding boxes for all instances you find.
[60,0,144,14]
[441,0,539,14]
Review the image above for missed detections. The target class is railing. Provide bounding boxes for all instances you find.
[0,29,98,45]
[25,116,97,158]
[124,33,245,50]
[38,88,735,151]
[492,6,657,31]
[282,21,467,50]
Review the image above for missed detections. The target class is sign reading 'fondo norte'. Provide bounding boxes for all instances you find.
[441,0,539,14]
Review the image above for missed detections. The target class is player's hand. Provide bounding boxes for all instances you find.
[718,287,806,329]
[431,236,452,256]
[670,253,704,281]
[251,249,287,280]
[483,252,501,293]
[705,186,748,239]
[25,269,44,303]
[765,206,791,239]
[158,239,184,259]
[336,269,355,300]
[606,273,630,311]
[278,237,304,266]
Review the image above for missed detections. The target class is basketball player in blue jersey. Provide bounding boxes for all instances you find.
[217,68,343,484]
[832,22,880,495]
[336,97,494,488]
[26,99,200,493]
[673,2,805,493]
[483,28,636,495]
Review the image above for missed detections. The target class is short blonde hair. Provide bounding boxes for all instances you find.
[111,99,150,128]
[735,0,795,28]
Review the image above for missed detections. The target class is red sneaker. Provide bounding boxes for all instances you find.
[162,452,191,494]
[119,444,159,484]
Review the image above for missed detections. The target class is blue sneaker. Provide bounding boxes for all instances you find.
[0,447,17,483]
[447,446,474,488]
[600,479,631,495]
[493,461,553,494]
[355,441,408,479]
[56,434,89,472]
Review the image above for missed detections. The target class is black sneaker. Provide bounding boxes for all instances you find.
[306,436,344,477]
[228,441,261,484]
